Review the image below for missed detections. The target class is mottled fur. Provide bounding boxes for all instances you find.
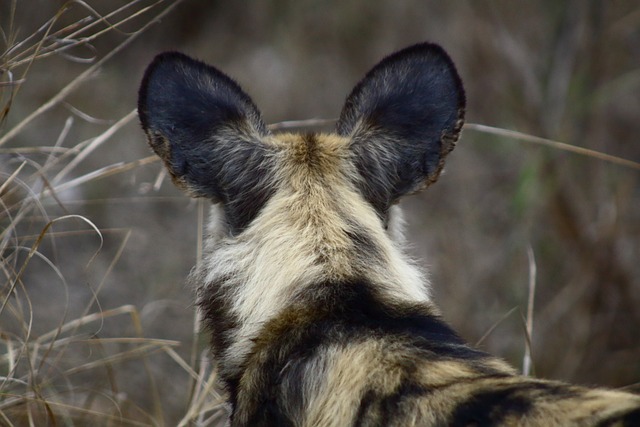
[138,43,640,426]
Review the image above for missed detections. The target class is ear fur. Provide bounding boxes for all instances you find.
[337,43,465,215]
[138,52,274,233]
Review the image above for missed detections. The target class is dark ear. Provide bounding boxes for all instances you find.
[337,43,465,215]
[138,52,274,232]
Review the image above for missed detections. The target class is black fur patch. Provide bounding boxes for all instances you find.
[448,382,580,426]
[448,387,533,426]
[354,377,432,427]
[197,277,240,361]
[294,279,475,353]
[596,406,640,427]
[344,223,385,262]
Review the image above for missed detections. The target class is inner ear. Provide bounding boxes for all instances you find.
[337,43,465,214]
[138,52,268,150]
[138,52,276,234]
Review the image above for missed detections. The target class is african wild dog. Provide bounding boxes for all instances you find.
[138,43,640,426]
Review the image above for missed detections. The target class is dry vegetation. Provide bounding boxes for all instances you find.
[1,0,639,425]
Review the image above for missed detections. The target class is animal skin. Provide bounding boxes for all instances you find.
[138,43,640,426]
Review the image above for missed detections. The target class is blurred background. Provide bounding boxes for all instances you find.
[1,0,639,425]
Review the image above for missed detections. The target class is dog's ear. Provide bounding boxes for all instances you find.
[138,52,274,232]
[337,43,465,215]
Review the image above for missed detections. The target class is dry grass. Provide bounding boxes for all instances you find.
[0,1,226,425]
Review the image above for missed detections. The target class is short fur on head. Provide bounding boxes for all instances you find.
[139,43,640,426]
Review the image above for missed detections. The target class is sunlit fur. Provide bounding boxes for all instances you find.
[139,43,640,426]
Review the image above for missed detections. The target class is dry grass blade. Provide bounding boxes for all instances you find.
[522,246,537,377]
[35,305,136,346]
[48,155,159,196]
[63,343,170,376]
[63,103,113,125]
[80,229,131,321]
[475,306,519,347]
[268,118,338,131]
[1,215,90,318]
[53,109,138,185]
[185,200,206,412]
[465,123,640,170]
[0,161,26,195]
